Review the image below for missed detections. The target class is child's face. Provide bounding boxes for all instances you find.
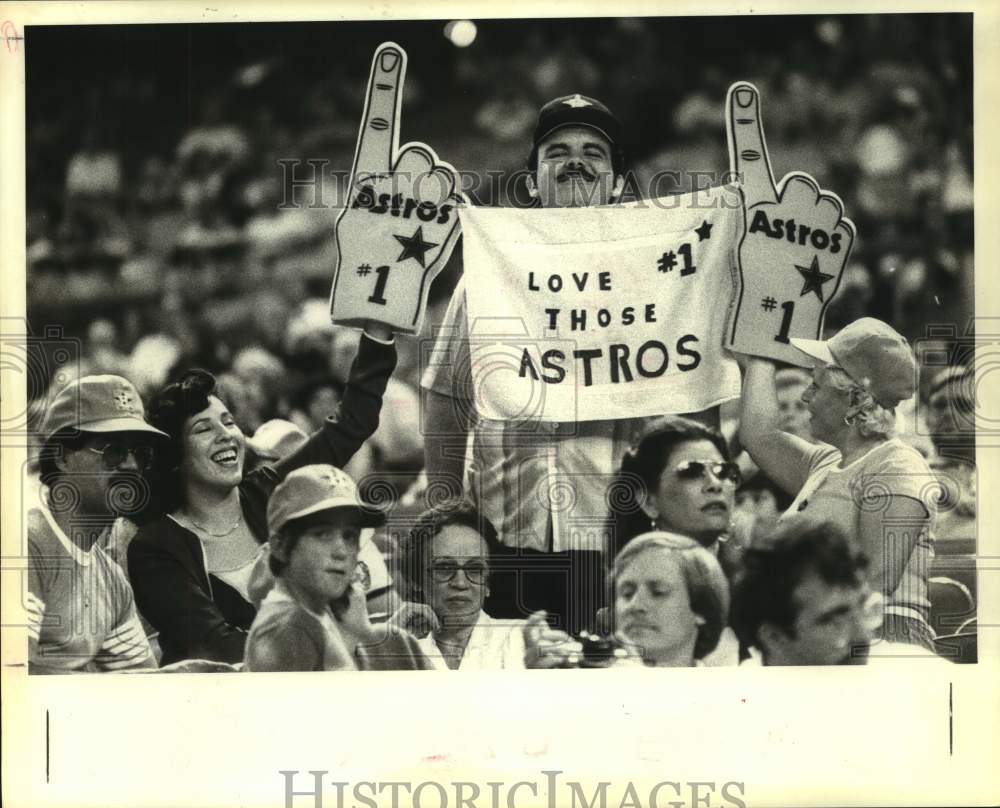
[285,510,362,605]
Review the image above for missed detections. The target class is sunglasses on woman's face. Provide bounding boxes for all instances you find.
[672,459,742,486]
[85,443,155,472]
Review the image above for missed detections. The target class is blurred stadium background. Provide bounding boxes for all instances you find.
[21,15,978,658]
[24,13,973,467]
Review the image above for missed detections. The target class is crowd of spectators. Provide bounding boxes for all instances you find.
[23,15,978,670]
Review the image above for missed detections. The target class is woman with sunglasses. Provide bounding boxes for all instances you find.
[396,500,582,670]
[606,416,743,557]
[602,416,743,664]
[127,324,396,665]
[739,318,937,652]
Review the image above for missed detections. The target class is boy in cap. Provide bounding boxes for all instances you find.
[244,464,430,671]
[28,375,165,672]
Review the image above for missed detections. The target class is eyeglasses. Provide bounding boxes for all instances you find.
[85,443,155,471]
[673,459,742,486]
[429,559,489,584]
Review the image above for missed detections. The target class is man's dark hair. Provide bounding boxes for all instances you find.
[398,498,503,604]
[730,519,869,650]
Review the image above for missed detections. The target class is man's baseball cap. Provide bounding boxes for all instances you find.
[40,374,167,442]
[529,93,625,173]
[791,318,917,409]
[267,464,385,539]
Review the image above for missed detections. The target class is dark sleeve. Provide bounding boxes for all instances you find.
[127,525,248,664]
[241,334,397,508]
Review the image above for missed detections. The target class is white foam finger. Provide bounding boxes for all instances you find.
[353,43,407,181]
[726,82,779,207]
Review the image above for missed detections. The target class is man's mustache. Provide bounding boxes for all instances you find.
[557,166,596,182]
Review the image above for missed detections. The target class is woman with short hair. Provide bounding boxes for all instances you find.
[396,499,581,670]
[609,532,730,667]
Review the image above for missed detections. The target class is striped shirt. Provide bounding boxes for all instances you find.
[421,280,647,553]
[27,504,155,673]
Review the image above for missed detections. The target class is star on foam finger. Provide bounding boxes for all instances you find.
[795,255,835,301]
[394,226,438,268]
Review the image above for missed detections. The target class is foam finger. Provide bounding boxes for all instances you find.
[352,42,407,182]
[726,82,779,207]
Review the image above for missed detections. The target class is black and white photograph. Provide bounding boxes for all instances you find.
[1,2,997,806]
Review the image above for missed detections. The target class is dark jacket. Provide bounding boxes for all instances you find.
[128,334,396,665]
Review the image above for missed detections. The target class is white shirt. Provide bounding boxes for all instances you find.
[417,611,527,671]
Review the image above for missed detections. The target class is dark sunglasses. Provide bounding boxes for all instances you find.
[429,559,489,584]
[85,443,155,472]
[672,459,742,486]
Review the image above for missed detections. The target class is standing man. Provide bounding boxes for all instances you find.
[27,375,164,673]
[421,95,715,632]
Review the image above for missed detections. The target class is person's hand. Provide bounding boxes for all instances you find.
[363,321,394,342]
[331,43,464,336]
[724,82,855,364]
[387,600,440,639]
[522,611,583,669]
[339,582,376,639]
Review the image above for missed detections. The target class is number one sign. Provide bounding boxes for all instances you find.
[330,43,465,335]
[723,82,855,366]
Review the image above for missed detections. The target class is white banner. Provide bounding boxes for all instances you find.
[460,185,744,422]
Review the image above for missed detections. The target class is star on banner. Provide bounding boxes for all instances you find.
[694,220,713,241]
[394,226,438,268]
[795,255,835,301]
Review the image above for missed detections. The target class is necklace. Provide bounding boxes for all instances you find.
[181,512,243,538]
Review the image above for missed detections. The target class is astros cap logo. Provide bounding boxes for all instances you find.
[114,387,135,411]
[563,94,593,109]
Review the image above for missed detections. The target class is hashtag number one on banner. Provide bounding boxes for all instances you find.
[724,82,856,366]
